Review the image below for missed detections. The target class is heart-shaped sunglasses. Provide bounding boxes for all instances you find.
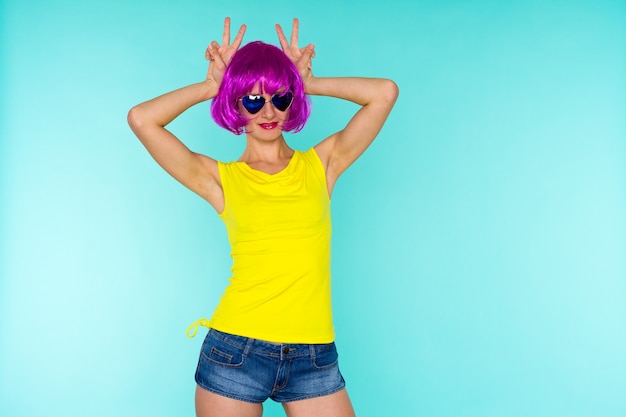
[239,92,294,114]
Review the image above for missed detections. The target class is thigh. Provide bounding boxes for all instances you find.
[195,386,263,417]
[282,389,355,417]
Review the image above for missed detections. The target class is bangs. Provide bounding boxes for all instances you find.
[211,41,311,135]
[235,56,293,96]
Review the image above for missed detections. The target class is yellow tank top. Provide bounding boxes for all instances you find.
[188,148,334,343]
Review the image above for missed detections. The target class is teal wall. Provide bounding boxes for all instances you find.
[1,1,625,416]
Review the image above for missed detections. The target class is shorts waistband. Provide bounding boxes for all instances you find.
[209,328,331,359]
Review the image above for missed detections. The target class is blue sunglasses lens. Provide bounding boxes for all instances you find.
[241,92,293,114]
[271,92,294,111]
[241,95,265,114]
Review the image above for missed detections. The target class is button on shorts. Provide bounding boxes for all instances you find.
[195,329,346,403]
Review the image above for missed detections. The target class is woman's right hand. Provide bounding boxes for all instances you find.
[205,17,246,87]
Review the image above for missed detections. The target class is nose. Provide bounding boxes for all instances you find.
[260,98,276,118]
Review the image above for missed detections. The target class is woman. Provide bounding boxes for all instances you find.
[128,17,398,417]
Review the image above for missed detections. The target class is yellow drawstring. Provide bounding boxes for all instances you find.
[186,318,212,338]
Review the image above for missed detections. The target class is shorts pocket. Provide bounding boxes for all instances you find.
[312,343,339,370]
[200,334,246,368]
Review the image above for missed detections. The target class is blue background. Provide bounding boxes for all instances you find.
[1,0,625,416]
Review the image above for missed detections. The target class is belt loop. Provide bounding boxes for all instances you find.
[309,344,316,360]
[243,336,253,357]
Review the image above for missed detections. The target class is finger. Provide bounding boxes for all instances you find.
[301,44,315,68]
[275,23,289,51]
[206,42,218,60]
[207,41,219,57]
[206,40,219,57]
[210,43,227,69]
[302,44,315,60]
[290,18,299,48]
[222,16,231,46]
[231,24,247,50]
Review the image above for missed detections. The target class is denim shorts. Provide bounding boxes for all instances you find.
[195,329,346,403]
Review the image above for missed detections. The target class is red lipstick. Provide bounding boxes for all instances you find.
[259,122,278,130]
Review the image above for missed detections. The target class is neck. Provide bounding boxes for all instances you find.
[239,136,293,163]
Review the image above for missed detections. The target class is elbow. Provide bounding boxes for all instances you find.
[127,105,144,132]
[382,79,399,104]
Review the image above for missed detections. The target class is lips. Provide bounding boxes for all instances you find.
[259,122,279,130]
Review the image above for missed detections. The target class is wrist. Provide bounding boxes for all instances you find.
[303,74,317,95]
[199,79,220,101]
[303,75,320,95]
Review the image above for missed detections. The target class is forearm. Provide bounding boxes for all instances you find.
[128,80,218,129]
[305,76,398,107]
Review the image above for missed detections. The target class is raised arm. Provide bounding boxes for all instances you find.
[276,19,399,195]
[307,77,398,189]
[127,17,246,211]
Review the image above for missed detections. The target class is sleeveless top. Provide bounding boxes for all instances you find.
[189,148,334,344]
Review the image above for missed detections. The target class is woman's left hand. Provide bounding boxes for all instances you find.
[275,18,315,86]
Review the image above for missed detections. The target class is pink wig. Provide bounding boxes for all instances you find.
[211,41,311,135]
